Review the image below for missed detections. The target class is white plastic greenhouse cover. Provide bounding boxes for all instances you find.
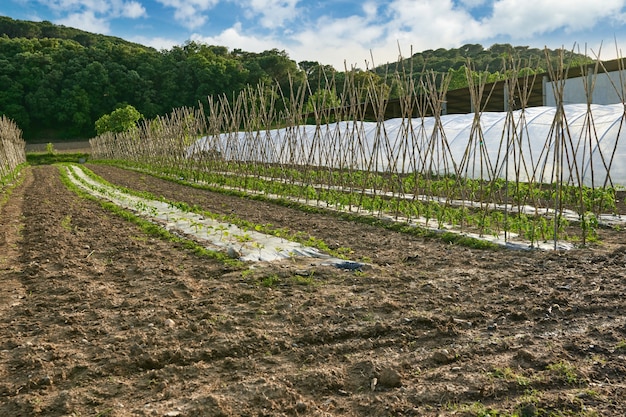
[188,103,626,187]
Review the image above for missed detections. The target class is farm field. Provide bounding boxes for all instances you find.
[1,163,626,416]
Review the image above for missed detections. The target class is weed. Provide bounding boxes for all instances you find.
[449,401,503,417]
[290,272,319,286]
[241,269,255,279]
[61,215,72,232]
[251,241,265,258]
[260,274,280,287]
[490,366,531,386]
[546,360,583,385]
[614,340,626,352]
[95,408,114,417]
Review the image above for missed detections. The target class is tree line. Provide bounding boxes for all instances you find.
[0,16,589,140]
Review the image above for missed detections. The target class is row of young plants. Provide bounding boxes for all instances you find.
[187,159,617,217]
[90,53,624,248]
[63,163,354,263]
[99,158,580,249]
[58,164,244,266]
[89,144,605,248]
[0,115,26,192]
[88,159,504,252]
[179,159,616,214]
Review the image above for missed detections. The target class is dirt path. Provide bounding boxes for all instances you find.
[1,164,626,416]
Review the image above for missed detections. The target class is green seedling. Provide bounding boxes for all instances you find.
[61,215,72,231]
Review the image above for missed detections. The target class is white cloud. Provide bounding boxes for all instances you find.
[189,22,375,70]
[21,0,626,71]
[457,0,487,8]
[387,0,485,40]
[183,0,487,70]
[155,0,219,29]
[27,0,147,36]
[56,10,111,34]
[362,1,378,19]
[121,1,146,19]
[236,0,300,28]
[190,22,284,53]
[41,0,147,17]
[44,0,110,14]
[37,0,146,24]
[130,35,180,50]
[291,13,387,68]
[485,0,626,37]
[278,0,488,68]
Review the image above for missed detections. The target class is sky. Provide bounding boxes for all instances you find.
[2,0,626,69]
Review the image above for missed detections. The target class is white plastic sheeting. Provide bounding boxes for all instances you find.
[188,103,626,187]
[545,70,626,106]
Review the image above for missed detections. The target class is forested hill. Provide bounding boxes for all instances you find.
[0,15,150,49]
[0,16,592,141]
[377,43,590,74]
[374,43,592,89]
[0,17,304,140]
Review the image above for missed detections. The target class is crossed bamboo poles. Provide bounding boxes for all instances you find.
[90,48,625,248]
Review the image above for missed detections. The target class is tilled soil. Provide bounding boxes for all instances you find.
[1,164,626,416]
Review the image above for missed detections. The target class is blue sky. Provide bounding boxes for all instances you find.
[2,0,626,69]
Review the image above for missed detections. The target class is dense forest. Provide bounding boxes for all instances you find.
[375,43,590,77]
[0,16,590,140]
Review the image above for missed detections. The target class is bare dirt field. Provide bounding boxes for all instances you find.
[1,163,626,416]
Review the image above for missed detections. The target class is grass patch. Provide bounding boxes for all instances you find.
[60,215,72,231]
[259,274,281,287]
[489,367,532,387]
[27,152,89,166]
[290,273,319,286]
[546,360,584,386]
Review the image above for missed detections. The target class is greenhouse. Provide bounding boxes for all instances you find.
[188,103,626,188]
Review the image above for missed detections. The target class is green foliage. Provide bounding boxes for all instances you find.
[260,274,281,287]
[0,163,26,211]
[305,89,341,114]
[95,105,143,135]
[490,367,531,386]
[304,88,342,123]
[26,152,89,165]
[60,215,72,231]
[0,18,306,140]
[546,361,583,385]
[378,43,590,91]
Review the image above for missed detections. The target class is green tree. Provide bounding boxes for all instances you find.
[448,66,468,90]
[304,88,342,123]
[95,104,143,135]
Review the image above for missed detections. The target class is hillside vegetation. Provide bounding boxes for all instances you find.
[0,16,589,140]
